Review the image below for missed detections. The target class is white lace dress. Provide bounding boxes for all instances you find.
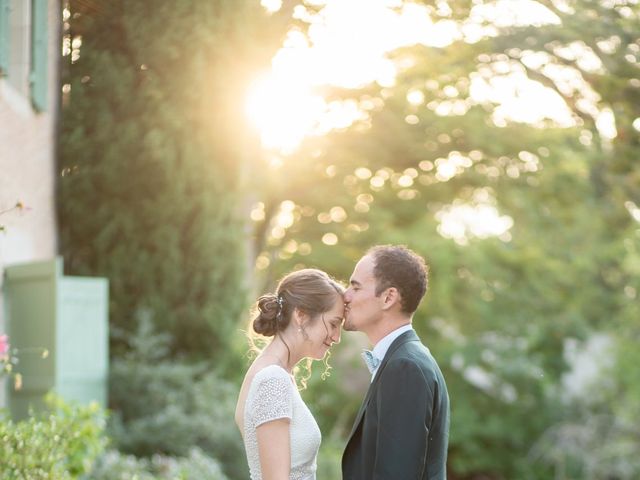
[243,365,321,480]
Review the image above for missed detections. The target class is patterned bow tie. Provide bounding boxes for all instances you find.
[361,350,380,374]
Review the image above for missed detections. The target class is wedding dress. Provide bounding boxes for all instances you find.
[243,365,321,480]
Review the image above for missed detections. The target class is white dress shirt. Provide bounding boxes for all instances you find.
[370,323,414,380]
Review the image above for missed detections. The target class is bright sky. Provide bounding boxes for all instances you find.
[246,0,610,248]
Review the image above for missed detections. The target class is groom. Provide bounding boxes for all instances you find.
[341,245,450,480]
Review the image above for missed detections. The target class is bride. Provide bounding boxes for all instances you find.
[235,269,345,480]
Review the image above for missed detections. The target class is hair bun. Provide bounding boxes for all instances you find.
[253,294,280,337]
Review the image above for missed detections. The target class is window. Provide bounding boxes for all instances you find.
[31,0,48,111]
[0,0,48,111]
[0,0,9,74]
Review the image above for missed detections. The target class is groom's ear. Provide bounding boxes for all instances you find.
[381,287,400,311]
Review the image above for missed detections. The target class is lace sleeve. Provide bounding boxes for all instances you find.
[250,369,293,428]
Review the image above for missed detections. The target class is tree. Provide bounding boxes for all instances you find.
[246,1,639,478]
[59,0,294,360]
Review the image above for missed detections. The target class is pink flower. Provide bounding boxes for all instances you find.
[0,334,9,356]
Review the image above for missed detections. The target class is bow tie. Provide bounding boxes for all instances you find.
[361,350,380,374]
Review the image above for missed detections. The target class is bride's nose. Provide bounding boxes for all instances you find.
[332,328,342,344]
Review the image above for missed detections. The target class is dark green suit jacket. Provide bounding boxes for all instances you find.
[342,330,450,480]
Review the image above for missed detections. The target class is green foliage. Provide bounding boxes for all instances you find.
[529,335,640,479]
[316,435,346,479]
[89,448,229,480]
[246,1,640,479]
[108,317,247,479]
[0,394,108,479]
[57,1,640,479]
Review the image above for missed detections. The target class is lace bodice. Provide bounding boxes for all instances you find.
[243,365,321,480]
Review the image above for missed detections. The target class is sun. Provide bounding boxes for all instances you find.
[246,73,326,155]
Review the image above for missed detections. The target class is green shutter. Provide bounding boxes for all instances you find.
[0,0,9,75]
[30,0,48,111]
[5,257,110,420]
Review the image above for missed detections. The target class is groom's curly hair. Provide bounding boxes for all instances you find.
[368,245,428,315]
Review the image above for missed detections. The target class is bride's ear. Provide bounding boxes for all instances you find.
[292,307,310,327]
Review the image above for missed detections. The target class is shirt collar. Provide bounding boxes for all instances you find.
[372,323,413,364]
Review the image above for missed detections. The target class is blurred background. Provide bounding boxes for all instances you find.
[1,0,639,479]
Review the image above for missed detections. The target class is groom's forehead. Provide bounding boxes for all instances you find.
[352,255,375,281]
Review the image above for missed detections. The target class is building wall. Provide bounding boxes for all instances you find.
[0,0,59,406]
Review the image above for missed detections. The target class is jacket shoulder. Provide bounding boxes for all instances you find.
[388,340,441,379]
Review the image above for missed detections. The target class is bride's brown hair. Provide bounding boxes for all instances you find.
[248,268,344,387]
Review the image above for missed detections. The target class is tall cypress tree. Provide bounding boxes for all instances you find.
[59,1,292,359]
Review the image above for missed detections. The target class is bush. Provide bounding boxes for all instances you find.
[89,448,229,480]
[0,394,108,479]
[108,318,248,479]
[316,435,345,479]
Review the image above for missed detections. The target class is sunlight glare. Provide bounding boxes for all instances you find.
[407,89,425,106]
[625,201,640,223]
[470,0,560,28]
[246,0,439,152]
[470,71,575,127]
[436,189,513,245]
[247,0,576,152]
[246,74,326,154]
[322,233,339,245]
[261,0,282,13]
[596,107,617,140]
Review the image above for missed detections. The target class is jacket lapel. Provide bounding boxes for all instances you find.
[345,330,421,442]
